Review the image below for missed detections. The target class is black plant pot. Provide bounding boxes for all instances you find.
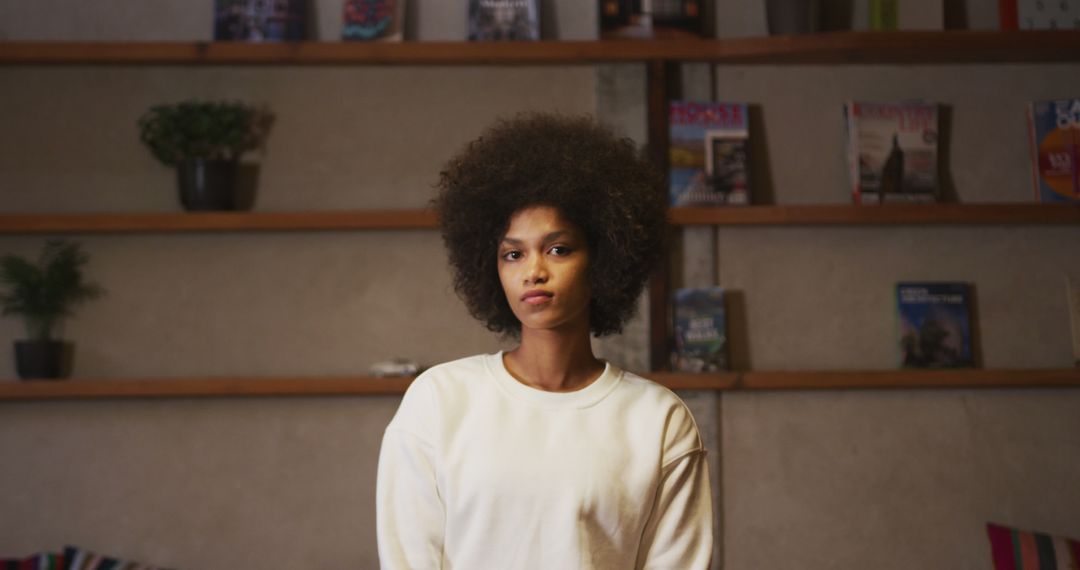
[176,158,238,211]
[14,340,68,380]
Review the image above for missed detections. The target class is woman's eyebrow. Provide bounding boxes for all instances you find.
[500,230,572,246]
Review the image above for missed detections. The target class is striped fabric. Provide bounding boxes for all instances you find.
[988,523,1080,570]
[0,553,64,569]
[62,546,172,570]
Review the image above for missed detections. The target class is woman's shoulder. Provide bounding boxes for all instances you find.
[389,353,496,435]
[610,367,705,463]
[412,352,493,388]
[614,368,690,408]
[402,352,500,407]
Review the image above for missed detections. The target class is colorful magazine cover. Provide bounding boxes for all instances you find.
[896,282,974,368]
[468,0,540,41]
[845,101,939,205]
[343,0,404,42]
[1027,99,1080,203]
[669,101,751,206]
[600,0,705,38]
[672,287,727,372]
[600,0,653,38]
[214,0,307,42]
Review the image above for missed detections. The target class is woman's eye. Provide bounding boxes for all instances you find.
[501,251,521,261]
[549,245,571,256]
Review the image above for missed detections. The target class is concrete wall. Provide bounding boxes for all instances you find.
[1,1,1079,569]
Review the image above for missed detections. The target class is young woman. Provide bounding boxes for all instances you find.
[376,113,713,569]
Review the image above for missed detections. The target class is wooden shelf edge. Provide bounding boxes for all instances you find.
[2,32,1079,65]
[0,210,439,233]
[656,369,1080,391]
[0,369,1076,400]
[2,204,1078,234]
[669,204,1080,226]
[0,376,417,400]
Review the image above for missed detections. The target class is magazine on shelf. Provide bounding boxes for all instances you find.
[1027,98,1080,204]
[669,101,751,206]
[600,0,653,38]
[468,0,540,41]
[600,0,707,38]
[672,287,728,372]
[896,282,974,369]
[868,0,944,30]
[1005,0,1080,29]
[844,100,940,205]
[214,0,308,41]
[342,0,405,42]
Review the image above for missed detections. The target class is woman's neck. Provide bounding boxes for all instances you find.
[503,323,604,392]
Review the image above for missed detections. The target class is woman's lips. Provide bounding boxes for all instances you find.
[522,290,554,305]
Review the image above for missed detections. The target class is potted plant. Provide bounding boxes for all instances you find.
[138,100,274,211]
[0,240,104,380]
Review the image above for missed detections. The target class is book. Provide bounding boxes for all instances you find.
[896,282,974,368]
[343,0,404,42]
[1011,0,1080,29]
[1068,276,1080,367]
[468,0,540,41]
[600,0,706,39]
[600,0,654,38]
[844,101,939,205]
[1027,99,1080,203]
[214,0,308,42]
[672,287,727,372]
[669,101,751,206]
[868,0,944,30]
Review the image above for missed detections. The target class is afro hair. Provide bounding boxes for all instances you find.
[433,112,667,338]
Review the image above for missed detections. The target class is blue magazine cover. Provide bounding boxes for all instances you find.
[896,282,973,368]
[672,287,727,372]
[343,0,403,41]
[215,0,307,41]
[468,0,540,41]
[1027,99,1080,203]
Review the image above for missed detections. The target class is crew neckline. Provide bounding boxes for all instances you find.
[484,351,623,409]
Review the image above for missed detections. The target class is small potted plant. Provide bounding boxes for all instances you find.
[138,100,274,211]
[0,240,104,380]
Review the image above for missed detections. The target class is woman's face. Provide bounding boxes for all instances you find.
[497,206,591,334]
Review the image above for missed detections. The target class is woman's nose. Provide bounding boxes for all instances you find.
[525,256,548,284]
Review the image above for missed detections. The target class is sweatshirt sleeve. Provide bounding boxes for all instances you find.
[635,397,714,570]
[376,378,445,570]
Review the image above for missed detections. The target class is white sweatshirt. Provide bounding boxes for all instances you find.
[376,352,713,569]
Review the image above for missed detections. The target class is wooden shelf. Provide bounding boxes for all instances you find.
[0,376,414,400]
[654,368,1080,390]
[0,369,1075,400]
[669,203,1080,226]
[0,210,438,234]
[2,204,1076,234]
[2,31,1079,66]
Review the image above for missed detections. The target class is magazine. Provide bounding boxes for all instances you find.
[468,0,540,41]
[669,101,751,206]
[672,287,727,372]
[1027,99,1080,203]
[1014,0,1080,29]
[600,0,653,38]
[343,0,404,42]
[896,282,974,368]
[600,0,706,39]
[214,0,308,42]
[844,101,939,205]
